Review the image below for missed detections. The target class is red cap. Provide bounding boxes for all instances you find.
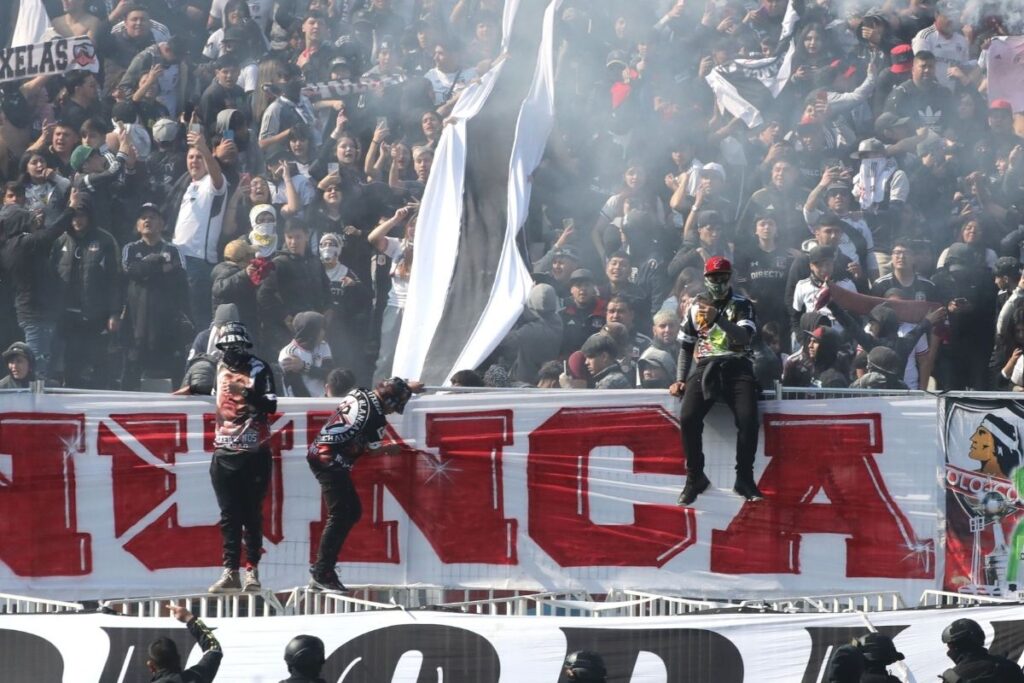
[704,256,732,275]
[890,44,913,73]
[990,99,1013,112]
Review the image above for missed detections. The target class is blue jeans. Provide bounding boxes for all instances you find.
[185,257,215,332]
[373,305,403,384]
[18,319,57,381]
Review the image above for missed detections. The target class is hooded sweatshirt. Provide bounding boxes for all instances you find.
[499,283,564,384]
[279,311,333,397]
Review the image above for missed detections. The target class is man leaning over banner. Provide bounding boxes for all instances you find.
[670,256,763,506]
[307,376,425,591]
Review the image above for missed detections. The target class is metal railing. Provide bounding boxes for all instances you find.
[0,592,84,615]
[4,588,1024,618]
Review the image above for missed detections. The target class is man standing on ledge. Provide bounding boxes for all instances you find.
[208,321,277,593]
[307,376,425,591]
[670,257,763,506]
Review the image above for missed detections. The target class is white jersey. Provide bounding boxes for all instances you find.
[912,26,969,90]
[279,340,332,397]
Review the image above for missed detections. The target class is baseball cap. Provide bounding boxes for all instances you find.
[137,202,161,217]
[569,268,595,284]
[990,99,1013,113]
[70,144,99,171]
[152,118,179,143]
[826,182,851,194]
[2,341,33,364]
[697,209,723,226]
[808,244,836,262]
[699,162,726,180]
[551,246,580,262]
[581,334,618,358]
[944,242,973,272]
[890,44,913,73]
[875,112,911,130]
[222,26,246,42]
[606,50,629,69]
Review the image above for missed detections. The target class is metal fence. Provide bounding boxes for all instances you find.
[4,588,1017,618]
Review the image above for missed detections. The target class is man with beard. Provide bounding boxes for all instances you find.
[307,377,424,591]
[207,322,277,593]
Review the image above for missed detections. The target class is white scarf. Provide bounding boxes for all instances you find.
[857,157,897,210]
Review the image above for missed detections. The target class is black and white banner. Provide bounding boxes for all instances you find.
[704,0,799,128]
[0,36,99,84]
[4,605,1024,681]
[393,0,559,385]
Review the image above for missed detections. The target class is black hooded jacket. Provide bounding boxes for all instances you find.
[1,206,72,322]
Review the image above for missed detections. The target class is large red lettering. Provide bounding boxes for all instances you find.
[711,413,934,577]
[98,414,220,569]
[527,406,694,567]
[0,412,91,576]
[309,410,517,565]
[98,413,289,569]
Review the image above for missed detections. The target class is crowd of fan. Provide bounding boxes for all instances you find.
[1,0,1024,396]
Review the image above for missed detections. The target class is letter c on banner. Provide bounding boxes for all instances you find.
[527,406,694,567]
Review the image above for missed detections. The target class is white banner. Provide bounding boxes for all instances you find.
[0,392,941,600]
[0,36,98,84]
[4,605,1024,682]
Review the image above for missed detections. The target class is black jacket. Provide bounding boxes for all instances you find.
[941,648,1024,683]
[1,206,72,322]
[52,226,123,322]
[257,251,331,324]
[211,261,259,332]
[123,239,190,350]
[150,617,222,683]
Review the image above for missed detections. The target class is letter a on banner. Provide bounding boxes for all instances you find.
[711,413,935,577]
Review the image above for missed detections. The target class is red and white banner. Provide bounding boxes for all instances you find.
[0,392,940,600]
[4,605,1024,682]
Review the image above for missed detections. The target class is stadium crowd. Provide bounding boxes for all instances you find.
[1,0,1024,395]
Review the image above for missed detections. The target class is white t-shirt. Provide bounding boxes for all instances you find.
[279,340,332,397]
[425,67,477,106]
[172,174,227,263]
[384,236,410,308]
[792,277,856,333]
[912,26,969,91]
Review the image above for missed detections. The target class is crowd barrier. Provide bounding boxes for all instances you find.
[0,387,1023,608]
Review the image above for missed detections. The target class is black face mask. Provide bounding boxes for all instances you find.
[222,346,250,368]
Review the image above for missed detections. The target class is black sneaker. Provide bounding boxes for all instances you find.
[733,475,764,502]
[308,569,347,592]
[677,472,711,506]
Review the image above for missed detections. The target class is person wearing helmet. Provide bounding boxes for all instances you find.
[940,618,1024,682]
[207,321,278,594]
[559,650,607,683]
[281,634,326,682]
[670,256,763,505]
[146,604,222,683]
[857,632,905,682]
[306,376,425,591]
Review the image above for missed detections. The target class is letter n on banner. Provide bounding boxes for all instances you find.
[711,413,934,577]
[308,410,518,564]
[528,406,694,567]
[0,413,91,576]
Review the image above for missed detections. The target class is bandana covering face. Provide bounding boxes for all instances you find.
[249,223,278,257]
[857,156,897,210]
[319,233,343,263]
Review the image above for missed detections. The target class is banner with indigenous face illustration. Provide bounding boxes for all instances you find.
[942,396,1024,595]
[0,392,940,600]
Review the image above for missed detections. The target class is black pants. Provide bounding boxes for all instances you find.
[312,466,362,574]
[210,448,271,570]
[679,359,759,477]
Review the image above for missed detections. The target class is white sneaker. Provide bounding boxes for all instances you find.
[242,566,261,592]
[208,568,241,593]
